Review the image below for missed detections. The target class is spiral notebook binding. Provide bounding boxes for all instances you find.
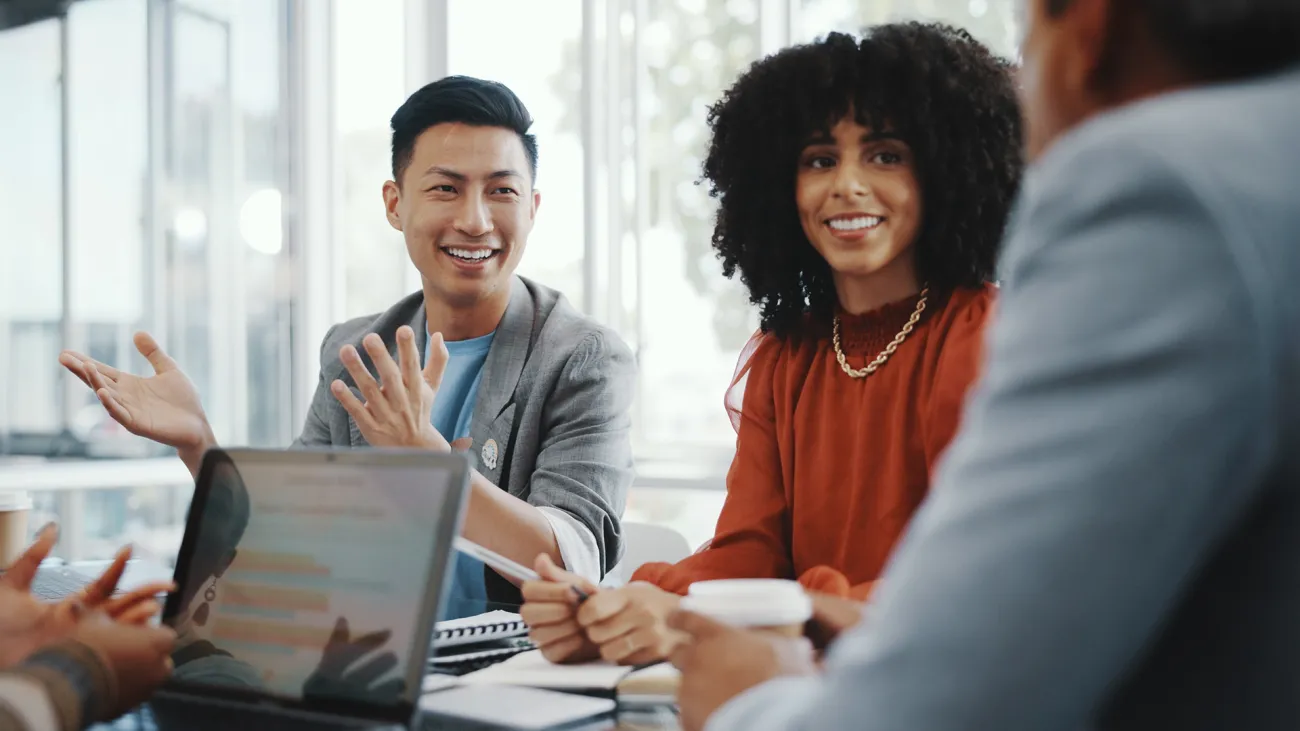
[429,638,535,676]
[438,619,525,641]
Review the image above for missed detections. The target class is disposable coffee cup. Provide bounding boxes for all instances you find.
[680,579,812,637]
[0,491,32,568]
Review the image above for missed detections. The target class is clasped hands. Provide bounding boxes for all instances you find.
[521,558,864,731]
[329,326,471,452]
[1,524,177,719]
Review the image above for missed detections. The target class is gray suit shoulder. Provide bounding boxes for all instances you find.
[1035,67,1300,208]
[1024,68,1300,320]
[524,278,636,374]
[316,291,425,374]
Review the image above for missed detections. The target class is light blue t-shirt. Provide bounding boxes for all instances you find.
[428,330,494,621]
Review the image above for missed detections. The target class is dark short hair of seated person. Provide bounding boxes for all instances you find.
[170,454,260,687]
[1044,0,1300,82]
[179,452,251,627]
[390,74,539,184]
[704,27,1022,340]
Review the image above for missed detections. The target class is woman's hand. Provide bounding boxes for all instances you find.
[520,555,602,664]
[575,581,684,666]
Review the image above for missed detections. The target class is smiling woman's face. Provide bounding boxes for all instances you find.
[795,116,923,308]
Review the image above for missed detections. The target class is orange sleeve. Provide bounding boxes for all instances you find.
[632,336,793,594]
[922,289,994,471]
[797,566,877,601]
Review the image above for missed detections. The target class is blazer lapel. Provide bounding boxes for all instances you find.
[469,280,535,476]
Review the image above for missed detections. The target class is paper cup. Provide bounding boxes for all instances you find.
[680,579,812,637]
[0,491,33,568]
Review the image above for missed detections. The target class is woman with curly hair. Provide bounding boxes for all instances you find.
[521,22,1023,665]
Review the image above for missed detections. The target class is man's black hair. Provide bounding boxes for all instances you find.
[390,75,538,184]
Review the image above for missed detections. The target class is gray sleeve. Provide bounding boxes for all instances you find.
[708,141,1278,731]
[291,324,340,448]
[527,330,636,577]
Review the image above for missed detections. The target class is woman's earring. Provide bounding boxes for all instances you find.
[193,577,219,627]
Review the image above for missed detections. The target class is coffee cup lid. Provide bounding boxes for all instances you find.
[0,491,31,511]
[681,579,812,628]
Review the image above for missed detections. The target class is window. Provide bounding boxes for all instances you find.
[447,0,586,305]
[0,0,297,561]
[0,16,63,436]
[335,0,411,320]
[629,0,762,459]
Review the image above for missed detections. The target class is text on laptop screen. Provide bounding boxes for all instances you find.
[169,453,454,704]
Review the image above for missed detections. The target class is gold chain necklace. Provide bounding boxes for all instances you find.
[832,287,929,379]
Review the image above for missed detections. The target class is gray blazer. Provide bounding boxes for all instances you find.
[708,68,1300,730]
[293,276,635,589]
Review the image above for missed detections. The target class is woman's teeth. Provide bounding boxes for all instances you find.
[827,216,883,232]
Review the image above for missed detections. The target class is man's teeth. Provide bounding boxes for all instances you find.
[827,216,883,232]
[445,248,495,261]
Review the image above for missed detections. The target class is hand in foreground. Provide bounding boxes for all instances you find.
[303,617,406,702]
[59,332,215,458]
[0,524,175,668]
[69,614,176,721]
[806,592,866,651]
[668,610,817,731]
[331,326,453,450]
[520,554,601,664]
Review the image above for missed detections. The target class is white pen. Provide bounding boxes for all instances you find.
[453,536,590,602]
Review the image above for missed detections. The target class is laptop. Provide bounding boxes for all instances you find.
[148,447,470,731]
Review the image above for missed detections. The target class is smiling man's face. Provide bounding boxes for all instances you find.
[383,122,540,308]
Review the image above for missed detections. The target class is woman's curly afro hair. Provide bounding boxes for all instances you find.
[703,23,1023,338]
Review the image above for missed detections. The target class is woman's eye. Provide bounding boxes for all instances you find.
[806,156,835,169]
[872,151,903,165]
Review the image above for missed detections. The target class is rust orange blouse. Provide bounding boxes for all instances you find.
[633,285,995,600]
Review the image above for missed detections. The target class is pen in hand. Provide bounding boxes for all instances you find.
[453,537,591,603]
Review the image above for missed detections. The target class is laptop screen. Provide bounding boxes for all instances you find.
[165,449,465,709]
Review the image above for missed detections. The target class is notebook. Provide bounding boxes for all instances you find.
[429,636,537,675]
[418,685,616,729]
[431,610,536,675]
[434,609,529,648]
[459,650,635,692]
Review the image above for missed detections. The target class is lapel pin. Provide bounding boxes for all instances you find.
[481,438,499,471]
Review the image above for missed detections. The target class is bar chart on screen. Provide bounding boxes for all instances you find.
[182,459,449,697]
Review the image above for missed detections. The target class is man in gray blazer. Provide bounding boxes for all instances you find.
[666,1,1300,730]
[59,77,635,614]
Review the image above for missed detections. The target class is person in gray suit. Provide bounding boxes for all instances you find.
[663,1,1300,730]
[58,76,635,616]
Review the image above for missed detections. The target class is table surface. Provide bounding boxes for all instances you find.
[91,702,682,730]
